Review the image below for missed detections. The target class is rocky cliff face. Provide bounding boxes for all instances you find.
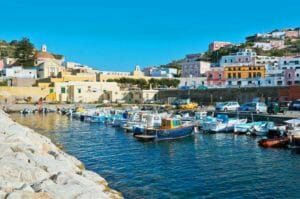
[0,110,123,199]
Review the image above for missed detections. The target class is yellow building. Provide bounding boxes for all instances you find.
[36,69,97,88]
[224,65,266,79]
[51,81,122,103]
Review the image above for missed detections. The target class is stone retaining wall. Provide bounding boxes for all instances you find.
[157,86,289,105]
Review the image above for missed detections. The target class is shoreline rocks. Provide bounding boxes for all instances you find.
[0,110,123,199]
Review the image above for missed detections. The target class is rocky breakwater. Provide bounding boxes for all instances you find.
[0,110,123,199]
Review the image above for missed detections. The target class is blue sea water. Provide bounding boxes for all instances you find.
[11,113,300,199]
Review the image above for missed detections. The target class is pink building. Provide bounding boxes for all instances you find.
[284,69,295,85]
[209,41,231,51]
[285,30,299,38]
[0,60,4,70]
[270,40,285,49]
[207,68,225,87]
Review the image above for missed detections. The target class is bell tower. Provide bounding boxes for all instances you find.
[41,44,47,52]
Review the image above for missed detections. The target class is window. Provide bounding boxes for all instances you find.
[238,73,241,78]
[248,73,252,78]
[77,88,81,93]
[233,73,236,78]
[288,73,291,78]
[228,73,232,78]
[49,88,54,93]
[61,87,66,94]
[257,72,261,77]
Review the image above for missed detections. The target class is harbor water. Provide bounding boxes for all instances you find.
[11,113,300,199]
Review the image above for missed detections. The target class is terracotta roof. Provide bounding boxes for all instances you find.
[35,51,55,59]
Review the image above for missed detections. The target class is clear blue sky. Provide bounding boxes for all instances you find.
[1,0,299,71]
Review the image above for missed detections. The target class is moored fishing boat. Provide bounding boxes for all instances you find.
[132,114,162,135]
[205,114,247,133]
[285,118,300,148]
[258,136,289,148]
[247,121,275,136]
[134,118,195,141]
[234,122,254,134]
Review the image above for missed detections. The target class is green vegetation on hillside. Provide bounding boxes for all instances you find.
[0,38,63,66]
[14,38,35,66]
[107,77,180,89]
[0,38,35,66]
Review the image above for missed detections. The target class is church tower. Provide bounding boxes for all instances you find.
[41,44,47,52]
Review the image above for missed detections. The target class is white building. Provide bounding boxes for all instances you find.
[181,53,210,77]
[220,49,256,67]
[99,71,131,76]
[37,61,64,78]
[279,57,300,70]
[1,66,37,78]
[151,68,177,78]
[271,31,286,39]
[178,77,207,88]
[253,42,271,51]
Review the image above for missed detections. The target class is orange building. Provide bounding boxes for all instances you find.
[224,65,266,79]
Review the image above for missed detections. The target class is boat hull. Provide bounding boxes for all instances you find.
[134,125,194,141]
[258,137,289,148]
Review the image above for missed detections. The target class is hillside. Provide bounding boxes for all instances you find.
[0,38,63,66]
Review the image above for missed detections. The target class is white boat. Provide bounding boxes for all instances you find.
[210,117,247,133]
[285,118,300,148]
[133,114,162,134]
[247,121,275,136]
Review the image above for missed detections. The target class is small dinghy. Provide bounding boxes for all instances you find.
[258,137,289,148]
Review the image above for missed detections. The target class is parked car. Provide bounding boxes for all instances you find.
[180,102,198,109]
[267,102,280,114]
[289,100,300,111]
[144,99,155,104]
[239,102,267,113]
[172,98,190,108]
[215,101,240,112]
[278,101,291,113]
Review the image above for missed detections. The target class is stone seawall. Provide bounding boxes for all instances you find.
[0,110,123,199]
[157,86,289,105]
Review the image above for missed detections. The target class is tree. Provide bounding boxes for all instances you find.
[15,38,35,66]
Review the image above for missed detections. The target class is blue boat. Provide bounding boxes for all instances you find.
[134,118,195,141]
